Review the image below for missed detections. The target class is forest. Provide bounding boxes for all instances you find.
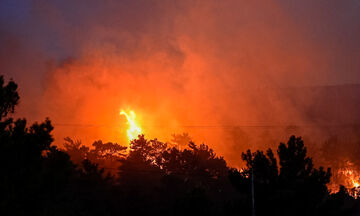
[1,75,360,216]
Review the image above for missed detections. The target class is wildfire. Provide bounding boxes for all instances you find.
[341,166,360,197]
[345,170,360,188]
[332,161,360,198]
[120,110,142,142]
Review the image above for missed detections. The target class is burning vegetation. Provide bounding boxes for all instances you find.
[1,0,359,215]
[330,161,360,198]
[2,76,360,215]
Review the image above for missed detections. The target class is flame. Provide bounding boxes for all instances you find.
[120,110,142,142]
[333,161,360,198]
[353,180,360,188]
[342,168,360,186]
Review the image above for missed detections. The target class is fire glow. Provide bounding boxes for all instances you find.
[339,165,360,198]
[120,110,142,142]
[330,161,360,198]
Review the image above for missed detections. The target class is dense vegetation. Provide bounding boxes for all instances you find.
[1,75,360,215]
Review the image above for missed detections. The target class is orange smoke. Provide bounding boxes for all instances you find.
[4,1,358,178]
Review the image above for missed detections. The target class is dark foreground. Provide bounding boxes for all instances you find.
[1,76,360,216]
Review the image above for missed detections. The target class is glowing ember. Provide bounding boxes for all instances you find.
[120,110,142,142]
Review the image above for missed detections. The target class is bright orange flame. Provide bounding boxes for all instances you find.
[336,162,360,198]
[342,169,360,186]
[120,110,142,142]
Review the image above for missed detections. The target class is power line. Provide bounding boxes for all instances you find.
[53,123,360,128]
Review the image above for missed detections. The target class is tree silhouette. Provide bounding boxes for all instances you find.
[1,75,359,215]
[241,149,278,184]
[158,142,234,215]
[159,142,228,185]
[229,136,334,216]
[0,76,19,120]
[170,132,192,149]
[63,137,127,173]
[277,136,331,215]
[116,135,165,214]
[278,135,314,180]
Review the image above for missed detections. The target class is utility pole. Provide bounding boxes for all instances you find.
[251,168,256,216]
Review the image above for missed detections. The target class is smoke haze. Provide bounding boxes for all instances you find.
[1,0,360,167]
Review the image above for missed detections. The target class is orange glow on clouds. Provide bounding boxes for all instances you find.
[9,0,357,173]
